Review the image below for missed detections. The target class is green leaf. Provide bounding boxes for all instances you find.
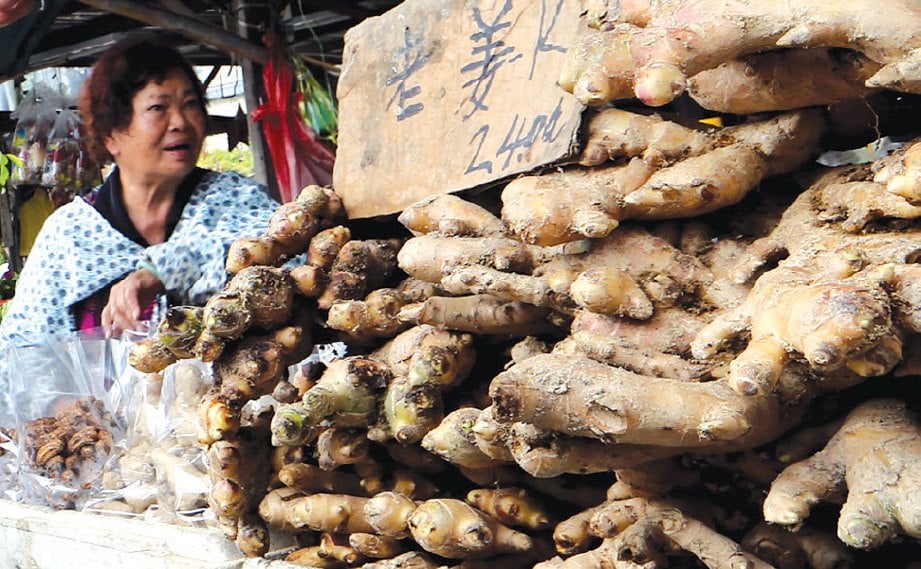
[294,59,338,145]
[1,153,24,189]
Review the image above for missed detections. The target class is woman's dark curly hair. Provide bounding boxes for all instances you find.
[78,38,207,164]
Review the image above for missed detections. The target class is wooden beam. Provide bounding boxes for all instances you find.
[35,13,144,52]
[294,53,340,74]
[201,65,221,90]
[23,31,126,72]
[76,0,268,63]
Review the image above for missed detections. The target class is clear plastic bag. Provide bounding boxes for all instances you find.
[41,108,83,206]
[39,107,101,204]
[9,85,55,187]
[90,354,213,523]
[147,360,212,523]
[8,329,130,509]
[88,365,162,519]
[75,142,102,195]
[0,424,15,501]
[0,342,19,499]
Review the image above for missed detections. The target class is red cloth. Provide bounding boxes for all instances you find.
[252,32,335,203]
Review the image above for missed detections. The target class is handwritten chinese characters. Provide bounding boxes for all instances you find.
[385,26,430,121]
[335,0,586,218]
[460,0,523,120]
[461,0,569,176]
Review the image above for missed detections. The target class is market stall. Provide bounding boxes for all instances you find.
[5,0,921,568]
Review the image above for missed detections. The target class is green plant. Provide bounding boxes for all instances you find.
[0,152,24,193]
[0,153,22,321]
[0,246,17,326]
[197,144,255,177]
[294,59,338,146]
[0,247,16,299]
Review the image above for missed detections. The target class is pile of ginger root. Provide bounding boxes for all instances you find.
[124,0,921,566]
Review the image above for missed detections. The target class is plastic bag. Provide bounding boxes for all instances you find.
[9,85,55,187]
[41,108,84,206]
[41,106,101,202]
[0,368,15,499]
[146,360,212,522]
[89,369,161,518]
[90,355,212,523]
[0,339,16,497]
[0,426,14,499]
[8,329,131,509]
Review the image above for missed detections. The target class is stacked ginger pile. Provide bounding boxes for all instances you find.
[130,1,921,567]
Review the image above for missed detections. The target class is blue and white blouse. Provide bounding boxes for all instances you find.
[0,170,279,348]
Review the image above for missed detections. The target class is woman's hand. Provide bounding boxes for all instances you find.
[101,268,165,337]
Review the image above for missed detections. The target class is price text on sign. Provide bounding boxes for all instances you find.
[334,0,587,219]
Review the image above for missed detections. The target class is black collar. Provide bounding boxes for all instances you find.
[92,167,207,246]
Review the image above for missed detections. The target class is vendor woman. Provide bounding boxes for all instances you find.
[0,38,281,346]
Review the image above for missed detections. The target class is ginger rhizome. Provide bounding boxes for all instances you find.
[535,497,773,569]
[131,165,921,566]
[764,398,921,550]
[560,0,921,108]
[501,108,824,246]
[22,397,117,504]
[225,184,344,272]
[691,147,921,396]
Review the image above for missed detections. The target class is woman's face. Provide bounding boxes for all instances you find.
[104,69,205,186]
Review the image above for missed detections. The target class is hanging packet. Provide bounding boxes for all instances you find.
[9,84,54,187]
[42,107,84,207]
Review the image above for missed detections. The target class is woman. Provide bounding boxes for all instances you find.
[0,38,281,346]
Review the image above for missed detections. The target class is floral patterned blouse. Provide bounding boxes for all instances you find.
[0,168,280,348]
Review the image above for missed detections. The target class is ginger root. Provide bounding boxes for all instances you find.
[465,487,551,531]
[226,185,343,272]
[500,109,823,246]
[259,487,376,534]
[764,398,921,550]
[407,498,533,559]
[692,156,921,396]
[398,194,505,238]
[490,353,795,451]
[206,426,272,555]
[540,496,772,569]
[741,522,854,569]
[560,0,921,108]
[687,48,880,114]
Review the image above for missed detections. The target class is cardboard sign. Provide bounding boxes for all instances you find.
[333,0,587,219]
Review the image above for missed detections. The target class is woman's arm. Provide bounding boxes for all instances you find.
[100,267,165,336]
[0,200,144,345]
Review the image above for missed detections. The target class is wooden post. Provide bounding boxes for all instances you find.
[230,0,278,199]
[0,191,14,255]
[0,189,22,272]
